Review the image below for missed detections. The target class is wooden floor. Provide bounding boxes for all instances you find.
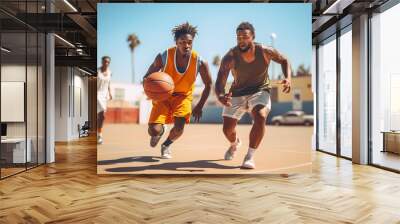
[1,163,44,178]
[373,151,400,171]
[1,136,400,223]
[1,167,26,178]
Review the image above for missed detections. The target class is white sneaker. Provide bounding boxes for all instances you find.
[97,136,103,145]
[224,138,242,160]
[161,144,172,159]
[242,154,256,169]
[150,125,167,147]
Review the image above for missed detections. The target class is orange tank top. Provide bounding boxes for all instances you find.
[163,47,198,98]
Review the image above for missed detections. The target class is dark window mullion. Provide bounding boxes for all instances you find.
[316,45,319,150]
[36,0,39,167]
[25,0,28,171]
[367,11,373,165]
[336,29,341,157]
[0,23,2,179]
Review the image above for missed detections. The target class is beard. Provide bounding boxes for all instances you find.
[238,44,251,52]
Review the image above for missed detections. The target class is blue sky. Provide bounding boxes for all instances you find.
[98,3,311,84]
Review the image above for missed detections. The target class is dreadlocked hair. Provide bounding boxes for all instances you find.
[172,22,198,41]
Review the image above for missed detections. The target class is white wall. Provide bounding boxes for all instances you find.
[110,82,143,105]
[71,72,89,138]
[1,80,24,123]
[55,67,89,141]
[109,82,151,124]
[55,66,70,141]
[139,96,152,124]
[1,64,26,82]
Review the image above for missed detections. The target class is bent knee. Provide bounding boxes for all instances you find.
[223,124,235,134]
[148,124,163,136]
[252,106,268,120]
[172,127,184,136]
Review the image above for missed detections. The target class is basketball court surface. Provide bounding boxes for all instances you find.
[97,124,313,174]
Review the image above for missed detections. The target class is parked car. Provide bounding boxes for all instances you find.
[271,111,314,126]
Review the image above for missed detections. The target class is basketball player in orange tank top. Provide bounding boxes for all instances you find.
[143,22,212,159]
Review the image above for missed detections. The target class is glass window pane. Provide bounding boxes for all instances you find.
[318,36,337,154]
[27,31,38,169]
[1,1,46,179]
[340,29,352,158]
[371,4,400,171]
[38,33,45,165]
[1,31,27,177]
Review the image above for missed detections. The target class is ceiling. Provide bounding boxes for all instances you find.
[0,0,392,72]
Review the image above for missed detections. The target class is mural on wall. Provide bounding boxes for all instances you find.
[97,3,313,175]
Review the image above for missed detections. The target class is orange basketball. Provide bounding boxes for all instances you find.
[143,72,174,101]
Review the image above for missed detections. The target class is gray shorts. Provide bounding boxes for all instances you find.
[222,91,271,120]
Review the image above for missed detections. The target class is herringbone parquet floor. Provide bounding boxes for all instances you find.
[1,136,400,223]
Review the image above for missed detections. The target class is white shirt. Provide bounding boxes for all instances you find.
[97,68,111,112]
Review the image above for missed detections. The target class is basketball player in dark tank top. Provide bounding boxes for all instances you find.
[215,22,292,169]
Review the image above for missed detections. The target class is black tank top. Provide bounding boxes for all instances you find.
[230,43,271,97]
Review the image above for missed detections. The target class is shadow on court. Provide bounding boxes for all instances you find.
[97,156,160,165]
[104,159,240,172]
[98,124,313,174]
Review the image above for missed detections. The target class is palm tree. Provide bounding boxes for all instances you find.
[127,33,140,83]
[296,64,311,77]
[211,55,222,92]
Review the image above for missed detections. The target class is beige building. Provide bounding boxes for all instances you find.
[270,75,313,103]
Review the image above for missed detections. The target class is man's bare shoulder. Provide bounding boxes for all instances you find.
[260,44,275,54]
[223,49,235,63]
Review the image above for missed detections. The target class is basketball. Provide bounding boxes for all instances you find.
[143,72,174,101]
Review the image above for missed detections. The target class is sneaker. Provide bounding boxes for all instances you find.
[241,154,256,169]
[224,138,241,160]
[97,136,103,145]
[161,144,172,159]
[150,125,167,147]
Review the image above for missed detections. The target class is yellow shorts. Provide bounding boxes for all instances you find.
[148,94,192,124]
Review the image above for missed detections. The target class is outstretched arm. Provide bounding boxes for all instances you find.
[143,53,163,80]
[263,46,292,93]
[192,60,212,122]
[215,50,234,106]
